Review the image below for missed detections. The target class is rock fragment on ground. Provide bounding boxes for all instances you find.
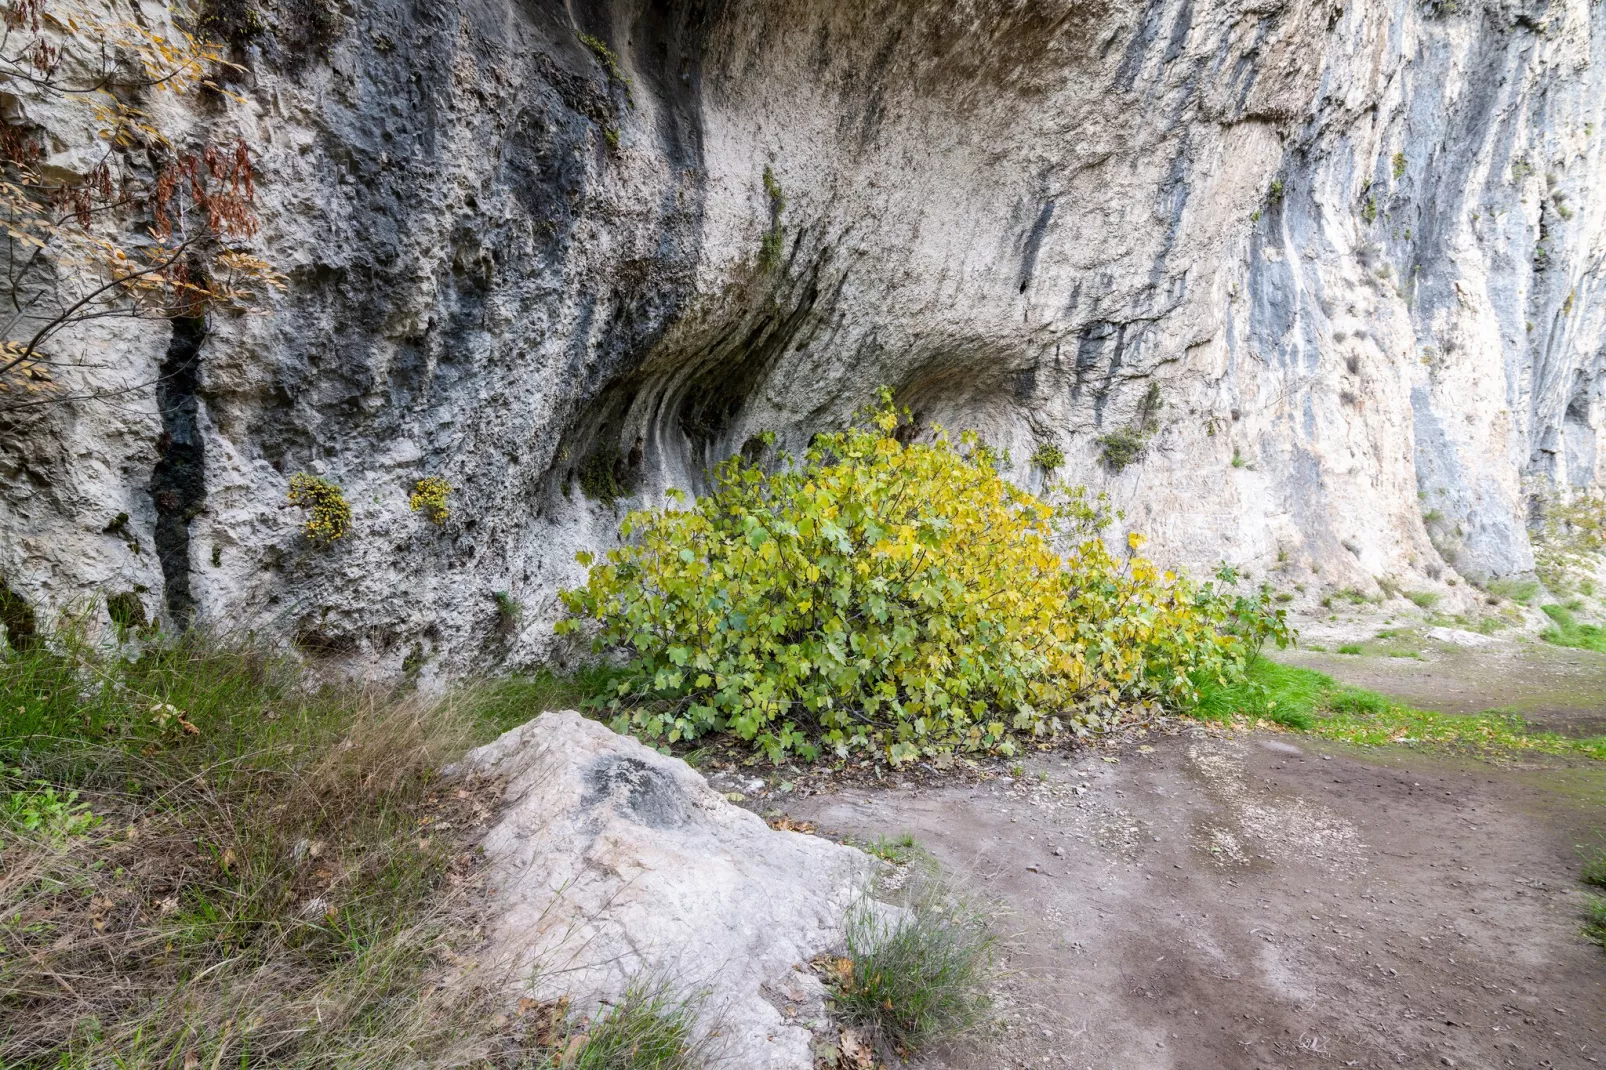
[458,710,869,1069]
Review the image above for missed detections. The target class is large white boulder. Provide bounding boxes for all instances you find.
[459,710,869,1069]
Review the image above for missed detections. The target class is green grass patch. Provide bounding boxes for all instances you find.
[1540,604,1606,653]
[858,831,920,865]
[1488,577,1540,605]
[1336,643,1363,655]
[1583,841,1606,889]
[1192,658,1606,760]
[471,664,626,734]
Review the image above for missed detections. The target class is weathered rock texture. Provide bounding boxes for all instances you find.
[3,0,1605,668]
[457,710,868,1069]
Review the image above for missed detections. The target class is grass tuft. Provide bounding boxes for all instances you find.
[1582,841,1606,889]
[1487,577,1539,605]
[470,664,627,735]
[1540,604,1606,653]
[831,887,995,1059]
[859,831,920,865]
[563,978,707,1070]
[1336,643,1363,655]
[1585,899,1606,951]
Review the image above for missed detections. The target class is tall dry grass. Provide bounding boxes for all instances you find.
[1,627,514,1068]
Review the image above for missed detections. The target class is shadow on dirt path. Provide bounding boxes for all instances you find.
[788,723,1606,1069]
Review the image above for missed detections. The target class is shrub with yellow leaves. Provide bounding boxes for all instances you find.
[560,390,1291,762]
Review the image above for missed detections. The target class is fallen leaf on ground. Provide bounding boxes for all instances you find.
[840,1027,875,1068]
[767,814,817,834]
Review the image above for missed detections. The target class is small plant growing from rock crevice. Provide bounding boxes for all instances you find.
[493,590,522,637]
[1392,151,1407,180]
[287,473,352,545]
[1029,442,1064,472]
[1097,383,1163,472]
[759,164,786,271]
[578,31,632,102]
[1096,426,1150,471]
[105,591,147,636]
[409,476,452,525]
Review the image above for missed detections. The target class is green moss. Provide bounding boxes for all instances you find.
[577,442,627,503]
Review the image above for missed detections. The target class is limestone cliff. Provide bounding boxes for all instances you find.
[3,0,1604,674]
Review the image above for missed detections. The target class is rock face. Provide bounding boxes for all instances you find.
[457,710,868,1069]
[2,0,1605,668]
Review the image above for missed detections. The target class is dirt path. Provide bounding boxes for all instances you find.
[785,655,1606,1069]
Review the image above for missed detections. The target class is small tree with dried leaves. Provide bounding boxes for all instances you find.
[0,0,281,411]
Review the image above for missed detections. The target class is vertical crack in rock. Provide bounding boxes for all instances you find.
[149,317,208,629]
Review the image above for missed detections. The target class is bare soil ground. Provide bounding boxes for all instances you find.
[785,645,1606,1070]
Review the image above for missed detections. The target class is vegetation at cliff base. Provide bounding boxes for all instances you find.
[560,391,1290,763]
[0,626,523,1067]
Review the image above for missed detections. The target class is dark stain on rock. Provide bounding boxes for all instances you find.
[1019,199,1056,295]
[149,316,208,629]
[583,755,689,829]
